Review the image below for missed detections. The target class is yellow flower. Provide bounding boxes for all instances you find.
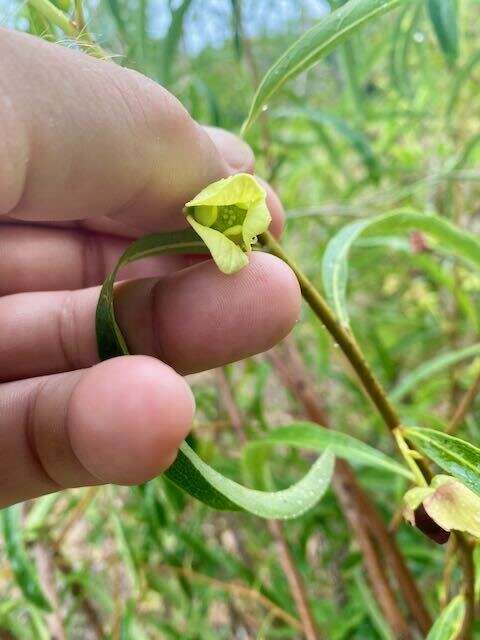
[185,173,271,274]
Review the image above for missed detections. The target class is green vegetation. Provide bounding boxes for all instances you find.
[2,0,480,638]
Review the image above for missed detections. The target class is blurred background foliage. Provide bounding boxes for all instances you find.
[1,0,480,638]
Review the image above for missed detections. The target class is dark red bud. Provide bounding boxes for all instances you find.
[413,504,450,545]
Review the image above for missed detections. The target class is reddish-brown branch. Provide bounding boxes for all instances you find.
[151,564,303,631]
[267,519,323,640]
[333,461,412,640]
[447,370,480,434]
[357,490,432,634]
[54,550,104,638]
[216,368,323,640]
[33,543,67,640]
[267,337,432,636]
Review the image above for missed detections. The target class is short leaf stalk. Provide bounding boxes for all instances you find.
[27,0,108,59]
[393,429,428,488]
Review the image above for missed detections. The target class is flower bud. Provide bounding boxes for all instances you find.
[404,475,480,543]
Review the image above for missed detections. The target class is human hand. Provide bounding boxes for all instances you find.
[0,28,301,507]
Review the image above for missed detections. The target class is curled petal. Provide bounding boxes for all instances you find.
[186,173,265,208]
[243,199,272,250]
[423,476,480,539]
[187,216,248,274]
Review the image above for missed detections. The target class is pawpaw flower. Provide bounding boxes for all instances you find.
[404,475,480,544]
[185,173,271,274]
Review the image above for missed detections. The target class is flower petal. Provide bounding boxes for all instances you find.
[187,215,248,274]
[403,486,433,525]
[186,173,265,208]
[423,476,480,538]
[242,199,272,249]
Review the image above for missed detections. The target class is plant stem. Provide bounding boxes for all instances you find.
[456,533,475,640]
[259,230,401,431]
[33,543,66,640]
[28,0,76,37]
[447,370,480,434]
[267,519,322,640]
[54,549,104,638]
[27,0,107,59]
[393,429,428,487]
[149,564,304,632]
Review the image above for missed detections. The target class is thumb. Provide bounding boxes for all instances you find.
[0,28,230,232]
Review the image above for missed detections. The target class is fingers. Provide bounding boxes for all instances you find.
[0,28,228,231]
[0,253,301,381]
[0,225,190,295]
[0,178,284,294]
[0,356,194,507]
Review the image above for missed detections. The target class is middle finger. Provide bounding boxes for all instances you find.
[0,253,300,381]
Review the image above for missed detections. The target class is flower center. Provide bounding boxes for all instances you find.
[192,204,248,246]
[212,205,247,232]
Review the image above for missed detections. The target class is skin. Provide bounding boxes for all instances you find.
[0,28,301,507]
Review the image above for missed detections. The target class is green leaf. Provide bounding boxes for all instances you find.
[426,595,465,640]
[446,49,480,118]
[404,428,480,497]
[241,0,412,134]
[354,571,395,640]
[111,509,139,593]
[1,506,51,611]
[161,0,193,86]
[245,422,413,480]
[390,344,480,402]
[427,0,459,64]
[96,228,208,361]
[274,107,380,182]
[105,0,129,43]
[230,0,243,60]
[389,3,421,98]
[27,606,50,640]
[170,442,334,518]
[96,230,335,518]
[24,494,60,536]
[322,209,480,327]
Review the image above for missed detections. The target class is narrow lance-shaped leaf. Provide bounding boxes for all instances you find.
[273,107,380,182]
[96,229,335,518]
[426,595,465,640]
[1,506,52,611]
[354,571,395,640]
[161,0,193,86]
[245,422,413,480]
[446,49,480,118]
[390,344,480,402]
[322,209,480,327]
[241,0,413,134]
[427,0,459,65]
